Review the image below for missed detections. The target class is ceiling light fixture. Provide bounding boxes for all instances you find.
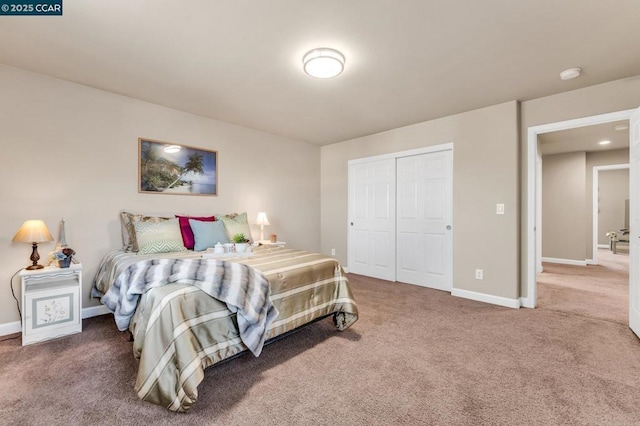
[559,67,582,81]
[303,48,345,79]
[598,140,611,145]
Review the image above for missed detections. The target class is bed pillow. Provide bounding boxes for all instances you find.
[120,210,173,252]
[189,219,229,251]
[217,212,253,242]
[175,215,215,249]
[134,218,187,255]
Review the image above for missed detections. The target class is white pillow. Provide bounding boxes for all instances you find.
[134,218,187,255]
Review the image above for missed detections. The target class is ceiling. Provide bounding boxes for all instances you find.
[539,120,630,156]
[1,0,640,145]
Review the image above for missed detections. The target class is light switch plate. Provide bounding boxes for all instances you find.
[496,204,505,215]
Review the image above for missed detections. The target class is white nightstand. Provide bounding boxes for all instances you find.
[20,264,82,346]
[255,240,286,248]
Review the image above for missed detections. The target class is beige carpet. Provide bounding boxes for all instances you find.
[1,272,640,425]
[537,248,629,324]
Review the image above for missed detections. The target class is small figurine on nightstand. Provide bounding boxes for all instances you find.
[50,247,76,268]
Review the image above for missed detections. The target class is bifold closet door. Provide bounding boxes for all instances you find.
[348,158,396,281]
[396,150,453,291]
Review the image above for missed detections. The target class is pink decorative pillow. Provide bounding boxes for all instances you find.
[175,215,215,249]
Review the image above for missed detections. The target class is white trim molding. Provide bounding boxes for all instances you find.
[452,288,521,309]
[82,304,110,319]
[526,109,635,310]
[348,143,453,165]
[592,163,629,265]
[541,257,587,266]
[0,304,111,337]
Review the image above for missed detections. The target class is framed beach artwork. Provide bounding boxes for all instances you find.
[139,138,218,196]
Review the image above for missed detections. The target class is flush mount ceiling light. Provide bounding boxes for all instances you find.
[598,140,611,145]
[303,48,345,79]
[560,67,582,81]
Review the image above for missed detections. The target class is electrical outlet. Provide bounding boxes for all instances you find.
[331,248,336,256]
[475,269,484,280]
[496,204,505,215]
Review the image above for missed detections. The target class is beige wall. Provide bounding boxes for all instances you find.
[541,152,586,260]
[541,148,629,261]
[521,75,640,296]
[321,101,520,300]
[586,149,629,255]
[0,65,320,326]
[598,169,629,245]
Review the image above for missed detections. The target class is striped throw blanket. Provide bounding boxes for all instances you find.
[101,258,278,356]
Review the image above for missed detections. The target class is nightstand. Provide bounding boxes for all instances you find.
[20,264,82,346]
[255,240,286,248]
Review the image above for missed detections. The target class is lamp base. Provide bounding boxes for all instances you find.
[26,264,44,270]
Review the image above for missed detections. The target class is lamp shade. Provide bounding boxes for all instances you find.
[12,220,54,243]
[254,212,271,226]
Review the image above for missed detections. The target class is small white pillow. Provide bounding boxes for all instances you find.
[134,218,187,255]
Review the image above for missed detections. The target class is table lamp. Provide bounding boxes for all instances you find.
[12,220,54,270]
[254,212,270,242]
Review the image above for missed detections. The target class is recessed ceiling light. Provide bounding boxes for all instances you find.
[560,67,582,80]
[598,140,611,145]
[303,48,345,79]
[614,124,629,131]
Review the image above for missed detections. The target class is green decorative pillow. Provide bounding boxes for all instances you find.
[217,212,253,242]
[134,218,187,255]
[120,210,173,252]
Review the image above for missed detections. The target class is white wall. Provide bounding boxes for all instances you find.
[0,65,320,326]
[321,101,520,301]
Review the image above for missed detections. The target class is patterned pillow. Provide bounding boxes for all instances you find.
[189,219,229,251]
[120,210,173,252]
[175,215,216,250]
[134,218,187,255]
[217,212,253,242]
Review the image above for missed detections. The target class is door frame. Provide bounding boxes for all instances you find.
[524,109,635,308]
[347,142,453,282]
[592,164,630,265]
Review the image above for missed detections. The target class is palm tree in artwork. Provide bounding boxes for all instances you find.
[166,153,205,189]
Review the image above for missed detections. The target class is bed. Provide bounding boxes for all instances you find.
[92,246,358,412]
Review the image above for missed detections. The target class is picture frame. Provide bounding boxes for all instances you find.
[138,138,218,196]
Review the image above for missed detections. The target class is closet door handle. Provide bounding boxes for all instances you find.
[446,225,452,230]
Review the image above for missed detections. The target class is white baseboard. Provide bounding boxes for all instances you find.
[342,267,349,273]
[597,244,609,249]
[541,257,587,266]
[586,259,597,265]
[452,288,520,309]
[0,320,21,336]
[0,304,111,337]
[519,296,535,309]
[82,304,111,319]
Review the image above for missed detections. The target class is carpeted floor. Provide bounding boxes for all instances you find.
[1,270,640,425]
[537,248,629,324]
